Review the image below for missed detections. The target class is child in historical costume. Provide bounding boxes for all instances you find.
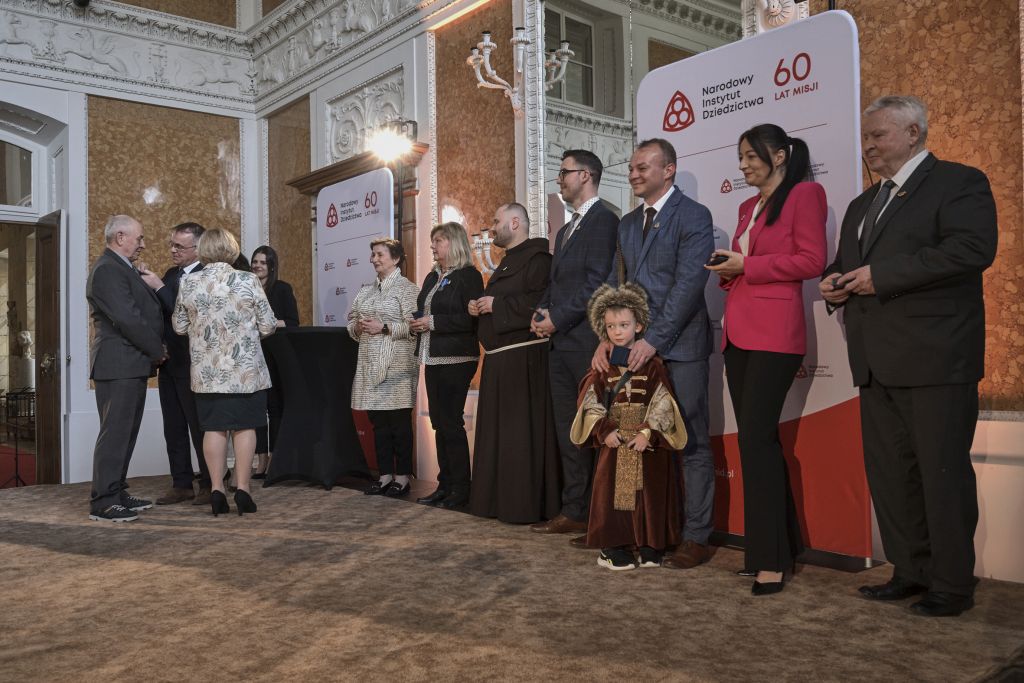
[570,283,687,571]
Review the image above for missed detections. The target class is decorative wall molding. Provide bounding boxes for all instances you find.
[546,103,633,175]
[522,0,546,235]
[426,29,438,226]
[324,68,405,164]
[1,0,740,116]
[623,0,742,41]
[0,1,254,111]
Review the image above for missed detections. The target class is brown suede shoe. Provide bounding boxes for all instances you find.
[529,514,587,534]
[155,487,195,505]
[192,488,212,506]
[569,534,589,549]
[663,540,710,569]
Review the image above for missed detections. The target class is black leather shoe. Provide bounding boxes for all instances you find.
[858,577,928,601]
[438,491,469,509]
[751,580,785,596]
[416,488,450,505]
[364,481,390,495]
[910,592,974,617]
[384,481,411,497]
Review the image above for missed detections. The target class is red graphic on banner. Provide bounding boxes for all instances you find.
[720,179,733,193]
[325,203,339,227]
[795,365,808,379]
[663,91,696,132]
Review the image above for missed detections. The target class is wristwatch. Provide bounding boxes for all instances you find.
[382,323,390,335]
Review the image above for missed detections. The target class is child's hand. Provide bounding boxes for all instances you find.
[627,433,650,452]
[604,430,622,448]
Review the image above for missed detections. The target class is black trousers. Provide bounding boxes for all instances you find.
[548,348,595,522]
[724,344,804,572]
[368,408,413,476]
[158,370,209,489]
[91,377,147,511]
[860,378,979,596]
[254,384,281,454]
[424,362,476,494]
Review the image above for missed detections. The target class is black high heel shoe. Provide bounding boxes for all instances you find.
[211,490,230,516]
[234,490,258,515]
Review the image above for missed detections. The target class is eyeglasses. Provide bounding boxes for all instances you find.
[170,242,196,252]
[557,168,586,179]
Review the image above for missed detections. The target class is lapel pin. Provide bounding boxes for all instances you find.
[897,191,907,197]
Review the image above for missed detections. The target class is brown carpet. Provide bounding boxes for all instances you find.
[1,477,1022,682]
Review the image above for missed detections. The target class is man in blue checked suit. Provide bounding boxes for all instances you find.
[593,138,716,568]
[530,149,619,537]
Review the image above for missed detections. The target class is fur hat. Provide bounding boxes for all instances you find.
[587,282,651,343]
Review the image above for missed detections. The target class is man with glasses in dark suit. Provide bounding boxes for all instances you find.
[140,222,210,506]
[530,150,618,540]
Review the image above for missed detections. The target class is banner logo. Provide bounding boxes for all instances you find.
[720,179,733,193]
[325,204,339,228]
[795,365,808,379]
[346,258,359,267]
[663,91,696,132]
[324,262,335,271]
[324,313,336,323]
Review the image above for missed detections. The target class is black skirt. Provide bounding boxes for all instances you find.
[195,390,268,431]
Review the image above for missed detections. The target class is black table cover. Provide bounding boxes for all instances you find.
[261,327,368,488]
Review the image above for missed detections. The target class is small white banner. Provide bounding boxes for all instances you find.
[315,168,395,326]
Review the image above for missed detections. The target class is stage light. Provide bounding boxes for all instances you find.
[368,119,417,163]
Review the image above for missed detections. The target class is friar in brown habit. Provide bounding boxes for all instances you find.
[467,202,561,524]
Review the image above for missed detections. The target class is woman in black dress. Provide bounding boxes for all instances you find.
[251,245,299,478]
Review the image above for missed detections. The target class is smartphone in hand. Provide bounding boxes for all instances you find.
[706,254,729,267]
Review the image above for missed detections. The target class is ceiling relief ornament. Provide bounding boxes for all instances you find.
[741,0,809,37]
[326,71,404,163]
[545,106,634,176]
[628,0,741,41]
[0,2,254,108]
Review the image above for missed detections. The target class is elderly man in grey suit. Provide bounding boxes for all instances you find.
[594,138,716,568]
[87,215,166,522]
[530,149,619,538]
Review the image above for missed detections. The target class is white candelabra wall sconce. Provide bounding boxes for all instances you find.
[466,28,573,118]
[471,229,500,274]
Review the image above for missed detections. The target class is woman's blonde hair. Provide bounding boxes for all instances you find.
[198,228,241,265]
[430,222,474,270]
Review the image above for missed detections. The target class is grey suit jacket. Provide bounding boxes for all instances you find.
[87,248,164,380]
[609,186,714,362]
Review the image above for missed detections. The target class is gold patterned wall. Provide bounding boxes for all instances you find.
[648,40,694,72]
[87,96,241,276]
[435,0,517,239]
[114,0,236,27]
[809,1,1024,410]
[262,0,290,17]
[267,97,313,326]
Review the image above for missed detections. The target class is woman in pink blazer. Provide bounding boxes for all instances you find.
[706,123,827,595]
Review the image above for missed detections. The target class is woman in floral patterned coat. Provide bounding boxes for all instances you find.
[347,238,420,497]
[173,229,278,516]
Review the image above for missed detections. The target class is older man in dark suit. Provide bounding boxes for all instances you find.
[821,96,998,617]
[530,149,618,537]
[139,222,210,506]
[594,138,716,569]
[87,215,166,522]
